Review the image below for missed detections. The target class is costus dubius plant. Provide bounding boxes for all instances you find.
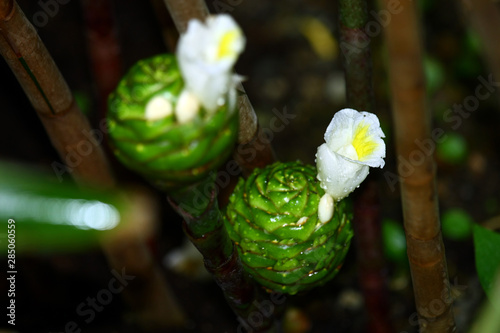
[224,108,386,295]
[8,0,492,331]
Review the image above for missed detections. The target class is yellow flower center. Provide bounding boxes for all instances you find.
[352,122,378,161]
[217,30,240,59]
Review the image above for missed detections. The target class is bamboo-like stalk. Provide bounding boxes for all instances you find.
[382,0,455,331]
[338,1,393,332]
[162,0,276,176]
[0,0,113,187]
[0,0,186,328]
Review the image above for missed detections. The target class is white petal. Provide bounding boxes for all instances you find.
[175,89,200,124]
[205,14,245,65]
[316,143,369,201]
[324,108,386,168]
[145,95,173,120]
[176,14,245,113]
[324,108,357,150]
[352,111,386,167]
[318,193,334,223]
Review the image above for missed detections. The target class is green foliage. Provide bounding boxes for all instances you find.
[437,132,468,164]
[473,224,500,301]
[424,56,445,95]
[454,29,484,79]
[381,219,407,264]
[441,208,473,241]
[224,161,353,295]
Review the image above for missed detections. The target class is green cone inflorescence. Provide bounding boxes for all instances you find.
[224,161,353,295]
[107,54,238,190]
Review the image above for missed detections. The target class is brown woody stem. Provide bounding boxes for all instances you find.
[0,0,113,187]
[382,0,456,331]
[0,0,186,328]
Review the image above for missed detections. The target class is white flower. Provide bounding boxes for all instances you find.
[176,14,245,114]
[316,108,386,203]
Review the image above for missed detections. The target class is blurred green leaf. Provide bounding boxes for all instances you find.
[424,56,445,95]
[441,208,473,240]
[382,219,408,264]
[0,162,126,254]
[437,132,468,164]
[473,224,500,300]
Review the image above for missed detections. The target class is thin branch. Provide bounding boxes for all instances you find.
[382,0,456,331]
[339,0,375,112]
[353,182,394,333]
[80,0,124,120]
[168,178,282,332]
[339,1,393,331]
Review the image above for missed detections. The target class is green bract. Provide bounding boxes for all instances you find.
[107,54,238,190]
[224,161,353,295]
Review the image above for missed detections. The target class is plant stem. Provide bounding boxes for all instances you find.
[0,1,187,328]
[80,0,124,120]
[0,0,113,187]
[353,182,394,333]
[382,0,456,331]
[339,0,375,112]
[339,1,392,332]
[162,0,276,176]
[168,177,281,332]
[462,0,500,103]
[163,0,210,33]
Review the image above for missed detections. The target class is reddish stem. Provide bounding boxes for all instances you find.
[353,182,393,333]
[80,0,124,120]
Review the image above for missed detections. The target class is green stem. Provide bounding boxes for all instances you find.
[168,180,281,331]
[339,1,392,332]
[339,0,374,113]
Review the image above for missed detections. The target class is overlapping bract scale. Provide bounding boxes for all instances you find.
[224,161,353,295]
[107,54,238,190]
